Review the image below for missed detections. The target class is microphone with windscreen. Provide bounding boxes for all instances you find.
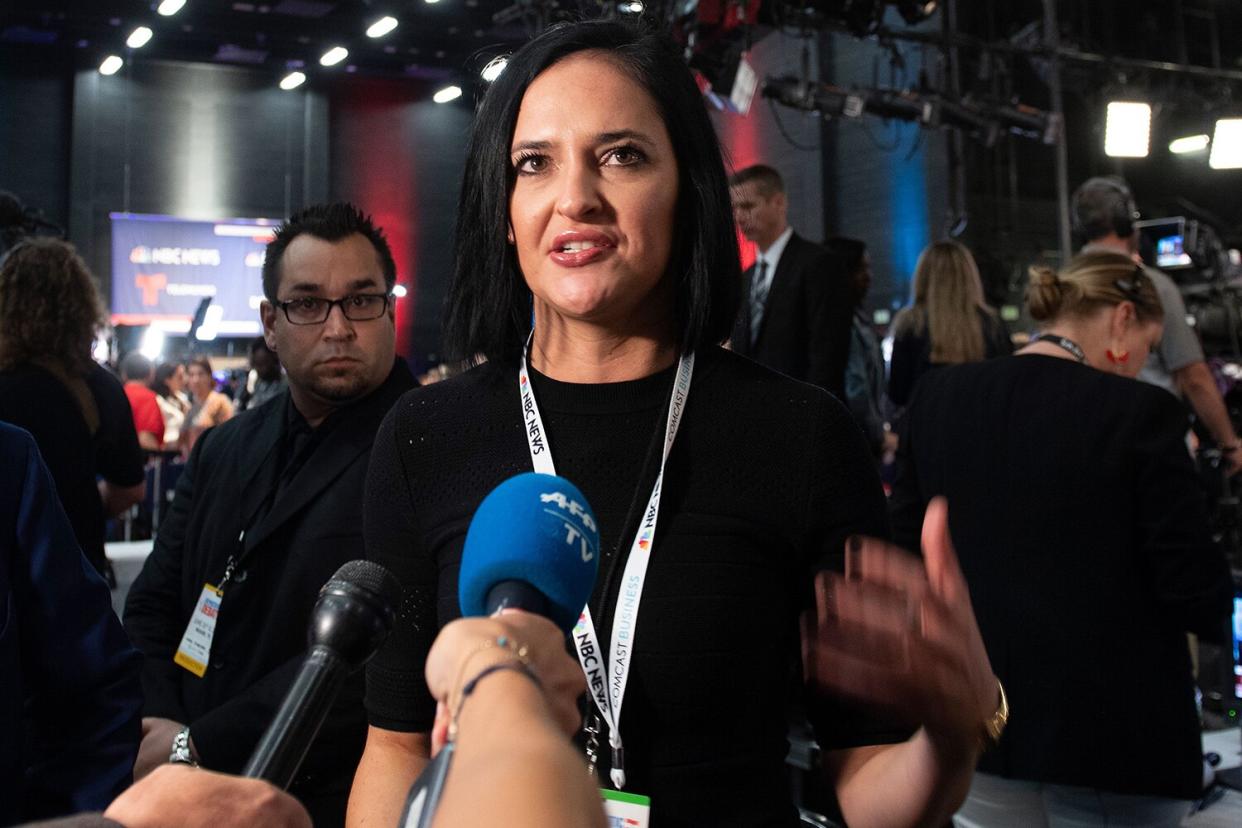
[400,473,599,828]
[242,559,402,788]
[457,471,600,633]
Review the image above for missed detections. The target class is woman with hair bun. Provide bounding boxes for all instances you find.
[891,249,1232,826]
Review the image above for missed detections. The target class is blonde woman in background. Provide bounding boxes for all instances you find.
[888,240,1012,406]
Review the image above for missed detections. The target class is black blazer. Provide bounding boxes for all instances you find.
[891,355,1231,799]
[887,307,1013,407]
[124,359,415,827]
[730,233,853,400]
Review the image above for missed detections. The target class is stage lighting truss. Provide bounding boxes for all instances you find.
[781,0,939,36]
[761,76,1061,147]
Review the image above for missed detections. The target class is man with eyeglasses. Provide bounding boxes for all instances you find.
[124,203,416,827]
[1073,176,1242,475]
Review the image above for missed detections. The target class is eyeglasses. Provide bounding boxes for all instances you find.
[275,293,391,325]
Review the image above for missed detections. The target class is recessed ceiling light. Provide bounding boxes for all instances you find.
[320,46,348,66]
[99,54,124,75]
[157,0,187,16]
[367,16,398,38]
[126,26,153,48]
[280,71,306,90]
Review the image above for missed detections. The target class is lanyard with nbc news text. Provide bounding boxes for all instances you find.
[518,334,693,789]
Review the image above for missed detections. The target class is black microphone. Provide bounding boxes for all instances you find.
[242,559,402,788]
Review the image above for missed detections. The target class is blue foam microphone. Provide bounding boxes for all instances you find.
[403,474,599,827]
[457,472,600,633]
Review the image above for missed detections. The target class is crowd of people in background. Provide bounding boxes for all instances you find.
[0,19,1237,828]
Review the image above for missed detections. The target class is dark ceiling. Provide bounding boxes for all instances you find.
[0,0,575,85]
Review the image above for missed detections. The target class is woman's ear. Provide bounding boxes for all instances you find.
[1110,300,1137,338]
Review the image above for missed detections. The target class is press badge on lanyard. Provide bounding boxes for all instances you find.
[518,333,693,819]
[175,541,242,677]
[174,583,222,677]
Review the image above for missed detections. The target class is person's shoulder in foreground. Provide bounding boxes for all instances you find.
[0,422,143,825]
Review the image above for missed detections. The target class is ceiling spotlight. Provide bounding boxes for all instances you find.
[280,71,306,90]
[1103,101,1151,158]
[1209,118,1242,169]
[433,85,462,104]
[367,16,399,38]
[320,46,349,66]
[1168,134,1210,155]
[480,57,507,82]
[620,1,644,12]
[392,284,408,298]
[99,54,123,75]
[157,0,187,16]
[425,0,442,5]
[126,26,153,49]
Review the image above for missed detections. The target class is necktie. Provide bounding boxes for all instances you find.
[750,258,769,345]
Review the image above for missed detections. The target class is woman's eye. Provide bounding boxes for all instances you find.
[514,153,548,174]
[604,146,645,166]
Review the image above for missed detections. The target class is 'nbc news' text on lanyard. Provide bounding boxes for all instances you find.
[518,337,693,790]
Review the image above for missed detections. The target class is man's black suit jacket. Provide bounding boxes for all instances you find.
[124,359,415,827]
[730,232,853,400]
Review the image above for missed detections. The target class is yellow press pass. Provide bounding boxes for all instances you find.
[174,583,223,678]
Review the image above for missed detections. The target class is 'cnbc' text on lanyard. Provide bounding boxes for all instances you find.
[518,334,693,790]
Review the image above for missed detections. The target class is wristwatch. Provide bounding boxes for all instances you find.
[169,726,198,766]
[981,679,1009,748]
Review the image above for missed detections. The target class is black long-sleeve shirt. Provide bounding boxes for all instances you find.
[364,347,893,827]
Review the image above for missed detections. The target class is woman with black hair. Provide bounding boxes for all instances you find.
[350,20,1000,828]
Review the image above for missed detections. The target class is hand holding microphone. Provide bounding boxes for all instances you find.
[400,472,604,828]
[426,614,586,754]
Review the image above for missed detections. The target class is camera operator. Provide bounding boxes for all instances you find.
[1073,176,1242,474]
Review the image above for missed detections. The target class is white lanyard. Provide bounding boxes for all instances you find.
[518,336,693,789]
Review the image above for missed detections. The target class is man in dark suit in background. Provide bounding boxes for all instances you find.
[123,203,416,827]
[729,165,853,400]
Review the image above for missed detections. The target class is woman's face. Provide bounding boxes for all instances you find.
[187,364,212,397]
[168,365,186,393]
[508,51,680,330]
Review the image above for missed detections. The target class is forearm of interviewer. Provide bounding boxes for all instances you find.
[433,671,606,828]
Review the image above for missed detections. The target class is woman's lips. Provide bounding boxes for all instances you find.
[548,230,616,267]
[549,244,613,267]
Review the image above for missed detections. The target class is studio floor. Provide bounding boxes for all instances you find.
[1184,728,1242,826]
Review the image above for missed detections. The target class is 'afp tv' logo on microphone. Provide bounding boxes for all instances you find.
[540,490,598,562]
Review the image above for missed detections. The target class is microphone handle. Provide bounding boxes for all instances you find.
[242,646,348,788]
[484,580,550,618]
